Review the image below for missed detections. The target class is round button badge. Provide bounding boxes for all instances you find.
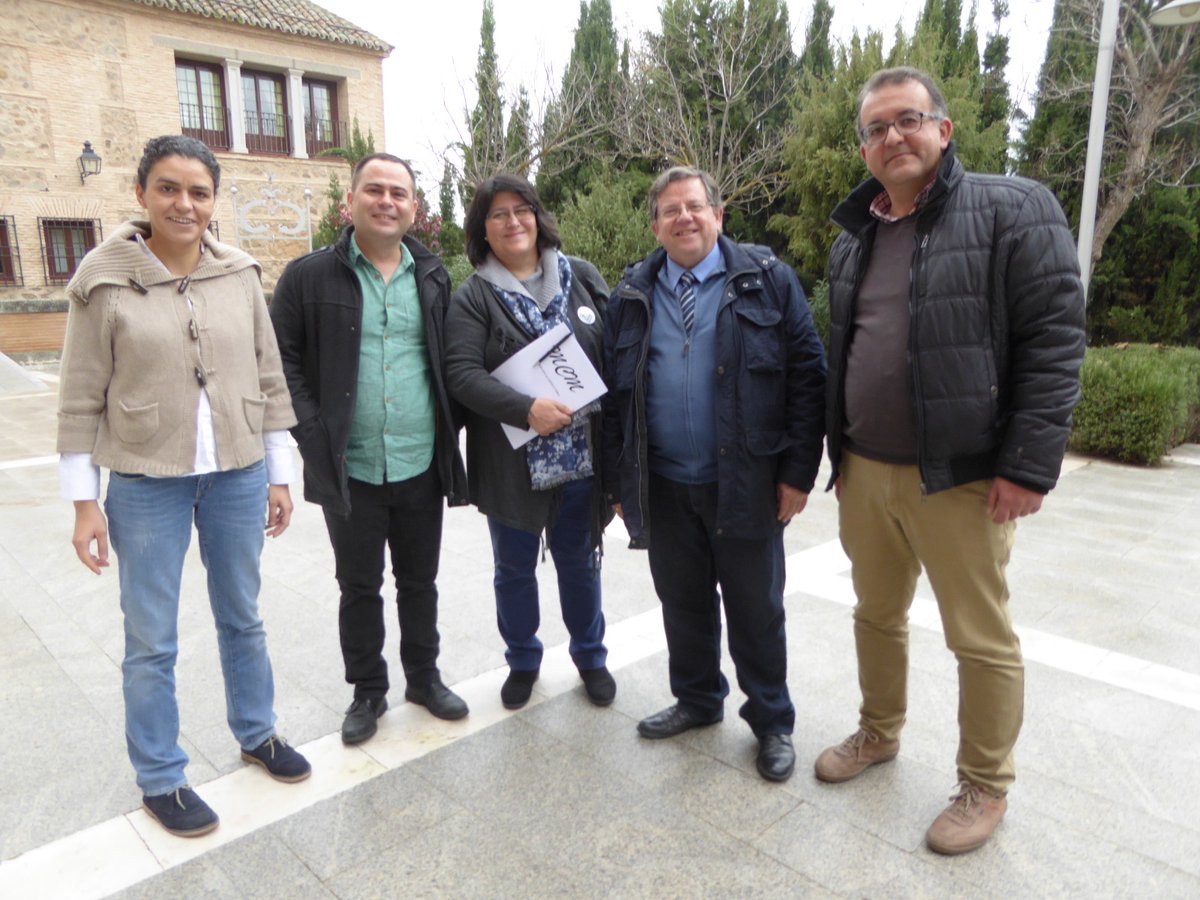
[578,307,596,325]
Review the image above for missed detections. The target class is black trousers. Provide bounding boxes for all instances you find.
[323,464,444,698]
[646,474,794,736]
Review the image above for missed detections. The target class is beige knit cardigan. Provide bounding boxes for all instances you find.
[56,221,297,476]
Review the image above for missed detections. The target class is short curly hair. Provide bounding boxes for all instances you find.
[137,135,220,190]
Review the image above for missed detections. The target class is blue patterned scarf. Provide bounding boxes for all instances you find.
[486,252,599,490]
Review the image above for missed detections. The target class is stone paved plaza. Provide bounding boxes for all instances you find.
[1,360,1198,898]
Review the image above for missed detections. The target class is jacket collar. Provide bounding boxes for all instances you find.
[831,142,964,236]
[335,224,442,285]
[621,235,766,298]
[67,220,259,302]
[717,234,772,280]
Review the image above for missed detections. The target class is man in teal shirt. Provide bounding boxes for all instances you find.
[272,154,470,744]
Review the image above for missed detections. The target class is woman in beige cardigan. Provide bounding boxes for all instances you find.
[57,136,309,838]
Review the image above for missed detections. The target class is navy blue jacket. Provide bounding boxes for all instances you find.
[602,236,827,548]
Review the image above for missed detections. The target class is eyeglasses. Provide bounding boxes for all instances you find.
[858,111,944,146]
[657,201,714,221]
[486,204,536,223]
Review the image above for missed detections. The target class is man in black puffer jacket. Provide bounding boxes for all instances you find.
[813,67,1086,856]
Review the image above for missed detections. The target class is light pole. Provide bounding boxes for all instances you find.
[1076,0,1120,297]
[1077,0,1200,297]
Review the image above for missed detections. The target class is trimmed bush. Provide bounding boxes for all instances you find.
[444,254,474,292]
[808,279,831,352]
[557,172,658,290]
[1069,344,1200,465]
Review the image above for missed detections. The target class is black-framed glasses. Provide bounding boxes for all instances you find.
[858,110,944,146]
[486,205,537,223]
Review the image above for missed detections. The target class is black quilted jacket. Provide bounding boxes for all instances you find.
[825,144,1086,495]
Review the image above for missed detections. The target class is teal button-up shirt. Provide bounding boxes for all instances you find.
[345,236,435,484]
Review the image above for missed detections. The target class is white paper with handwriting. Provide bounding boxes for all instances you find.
[491,322,607,449]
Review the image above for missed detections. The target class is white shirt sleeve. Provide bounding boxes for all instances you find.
[59,453,101,501]
[264,429,296,486]
[60,436,294,497]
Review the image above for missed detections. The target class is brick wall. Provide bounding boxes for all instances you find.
[0,308,68,360]
[0,0,388,330]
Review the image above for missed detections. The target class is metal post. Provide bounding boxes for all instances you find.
[1076,0,1121,298]
[304,187,313,252]
[229,184,240,248]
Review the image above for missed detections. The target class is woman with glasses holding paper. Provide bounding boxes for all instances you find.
[445,173,614,710]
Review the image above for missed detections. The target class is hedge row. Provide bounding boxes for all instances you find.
[1069,344,1200,465]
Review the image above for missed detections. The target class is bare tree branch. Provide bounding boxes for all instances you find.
[435,63,623,194]
[1040,1,1199,267]
[610,2,799,215]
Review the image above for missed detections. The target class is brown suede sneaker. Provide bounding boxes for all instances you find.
[813,728,900,783]
[925,783,1008,855]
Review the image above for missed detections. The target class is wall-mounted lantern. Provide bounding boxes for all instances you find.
[78,141,102,185]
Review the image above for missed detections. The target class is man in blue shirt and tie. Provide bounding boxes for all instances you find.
[603,166,827,782]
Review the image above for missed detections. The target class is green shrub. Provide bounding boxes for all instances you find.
[1069,344,1200,465]
[807,279,831,352]
[444,254,474,292]
[557,172,658,290]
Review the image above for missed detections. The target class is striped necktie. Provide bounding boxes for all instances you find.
[678,271,697,339]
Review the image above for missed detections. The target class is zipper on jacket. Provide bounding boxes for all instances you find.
[910,231,930,494]
[828,227,872,491]
[634,300,653,535]
[419,264,453,501]
[619,285,654,537]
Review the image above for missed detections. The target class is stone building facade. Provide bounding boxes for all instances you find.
[0,0,390,359]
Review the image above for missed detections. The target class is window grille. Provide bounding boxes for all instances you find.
[176,60,230,150]
[38,218,101,285]
[0,216,22,286]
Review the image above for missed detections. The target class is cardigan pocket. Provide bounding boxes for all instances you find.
[111,400,159,444]
[242,394,267,434]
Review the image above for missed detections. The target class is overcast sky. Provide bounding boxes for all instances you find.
[318,0,1054,198]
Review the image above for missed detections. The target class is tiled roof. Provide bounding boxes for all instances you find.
[126,0,392,53]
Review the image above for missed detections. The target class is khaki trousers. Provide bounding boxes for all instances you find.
[838,452,1022,794]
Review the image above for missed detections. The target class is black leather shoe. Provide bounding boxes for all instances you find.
[500,669,539,710]
[405,679,469,721]
[756,734,795,782]
[637,704,722,740]
[341,695,387,745]
[579,666,616,706]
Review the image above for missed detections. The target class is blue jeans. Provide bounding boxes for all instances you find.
[105,460,277,795]
[487,478,606,672]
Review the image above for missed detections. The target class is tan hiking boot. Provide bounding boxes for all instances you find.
[813,728,900,783]
[925,783,1008,855]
